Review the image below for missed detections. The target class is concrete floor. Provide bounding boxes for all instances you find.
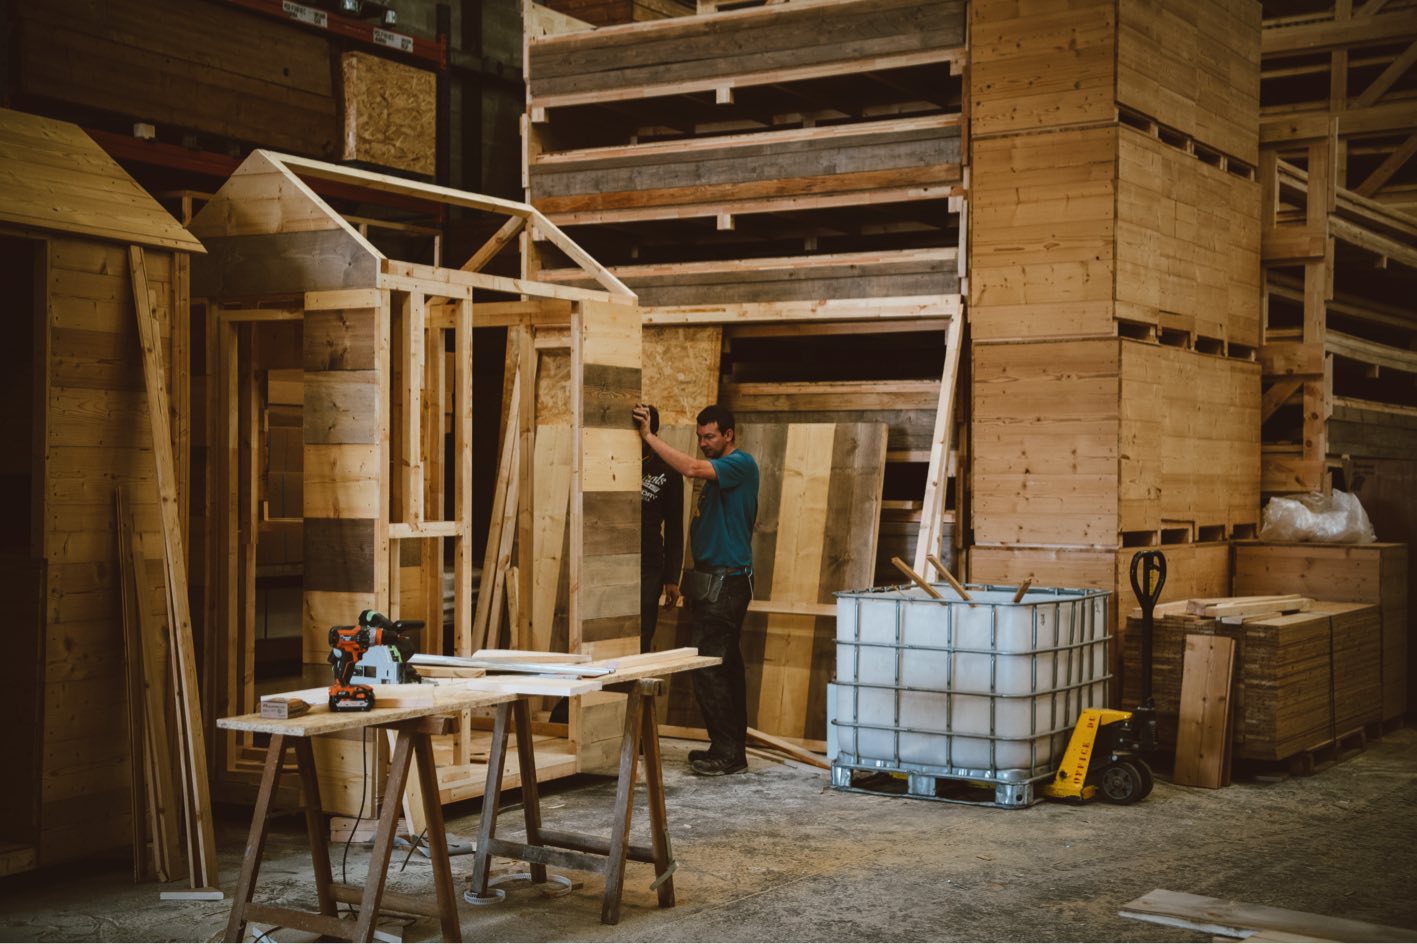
[4,730,1417,943]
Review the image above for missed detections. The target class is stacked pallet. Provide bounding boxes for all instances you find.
[1122,599,1382,761]
[525,0,968,579]
[1233,541,1408,720]
[967,0,1264,659]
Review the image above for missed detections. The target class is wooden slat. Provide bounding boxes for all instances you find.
[1172,634,1235,789]
[129,245,218,889]
[1119,889,1417,942]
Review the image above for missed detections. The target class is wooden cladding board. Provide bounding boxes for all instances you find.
[340,52,436,177]
[970,126,1260,346]
[971,0,1259,163]
[530,119,962,219]
[972,340,1259,546]
[528,0,964,103]
[1122,602,1382,761]
[659,422,888,741]
[571,299,642,769]
[1233,542,1408,721]
[39,237,182,865]
[303,301,389,666]
[14,0,338,158]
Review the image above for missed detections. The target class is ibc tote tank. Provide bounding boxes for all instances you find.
[829,582,1111,808]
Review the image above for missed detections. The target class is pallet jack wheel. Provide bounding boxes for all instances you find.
[1135,758,1154,800]
[1099,760,1146,805]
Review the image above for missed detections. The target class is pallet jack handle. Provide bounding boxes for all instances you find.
[1128,550,1167,710]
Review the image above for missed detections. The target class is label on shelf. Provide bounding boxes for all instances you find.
[373,27,414,54]
[282,1,328,28]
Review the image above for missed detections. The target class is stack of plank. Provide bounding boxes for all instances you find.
[967,0,1264,660]
[1122,596,1382,762]
[1234,541,1409,722]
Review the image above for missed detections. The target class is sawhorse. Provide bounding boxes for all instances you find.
[468,678,675,924]
[223,715,462,943]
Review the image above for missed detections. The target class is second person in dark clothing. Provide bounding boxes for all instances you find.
[639,404,683,652]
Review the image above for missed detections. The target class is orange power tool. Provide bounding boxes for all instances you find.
[327,610,423,712]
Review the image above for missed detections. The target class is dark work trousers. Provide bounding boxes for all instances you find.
[688,573,752,762]
[640,568,663,653]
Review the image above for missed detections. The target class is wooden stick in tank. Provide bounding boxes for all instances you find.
[1011,579,1033,604]
[892,556,945,599]
[925,553,973,601]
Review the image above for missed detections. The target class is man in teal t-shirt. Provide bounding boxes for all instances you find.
[633,402,758,775]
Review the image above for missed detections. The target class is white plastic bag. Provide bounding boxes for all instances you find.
[1257,490,1376,544]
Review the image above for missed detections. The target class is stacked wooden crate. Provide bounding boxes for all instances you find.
[1122,600,1382,761]
[967,0,1265,658]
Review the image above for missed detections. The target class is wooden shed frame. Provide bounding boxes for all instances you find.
[190,150,642,814]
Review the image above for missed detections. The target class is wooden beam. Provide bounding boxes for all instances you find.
[1352,40,1417,108]
[913,315,963,574]
[270,150,534,218]
[1354,131,1417,198]
[528,210,635,299]
[128,245,220,892]
[1261,11,1417,55]
[461,216,525,273]
[1260,378,1304,422]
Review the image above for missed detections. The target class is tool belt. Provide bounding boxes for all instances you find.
[681,565,750,604]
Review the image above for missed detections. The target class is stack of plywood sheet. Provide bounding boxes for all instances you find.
[1233,542,1408,722]
[1123,600,1382,762]
[967,0,1264,663]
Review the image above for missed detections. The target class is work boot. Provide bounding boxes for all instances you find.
[687,748,711,762]
[689,755,748,776]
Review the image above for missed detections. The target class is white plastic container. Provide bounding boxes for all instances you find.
[831,582,1110,806]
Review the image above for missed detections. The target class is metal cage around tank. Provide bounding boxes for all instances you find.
[828,583,1111,808]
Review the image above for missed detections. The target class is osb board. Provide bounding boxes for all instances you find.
[1115,127,1261,347]
[661,422,888,741]
[1233,541,1407,721]
[340,52,436,177]
[1116,0,1260,165]
[970,126,1260,346]
[969,0,1117,139]
[972,339,1259,546]
[643,326,720,426]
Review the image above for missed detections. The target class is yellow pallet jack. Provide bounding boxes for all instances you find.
[1042,550,1165,804]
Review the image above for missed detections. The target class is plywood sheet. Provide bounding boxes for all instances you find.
[341,52,436,176]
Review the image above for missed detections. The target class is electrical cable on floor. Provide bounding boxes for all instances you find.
[340,732,372,918]
[398,828,429,872]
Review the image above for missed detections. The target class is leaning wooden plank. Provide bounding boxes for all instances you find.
[1118,889,1417,942]
[129,245,220,892]
[913,314,962,573]
[115,488,150,883]
[746,727,829,770]
[123,502,180,883]
[471,363,522,651]
[1172,635,1235,789]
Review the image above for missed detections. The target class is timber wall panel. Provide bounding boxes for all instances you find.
[39,237,179,865]
[14,0,338,158]
[528,0,964,103]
